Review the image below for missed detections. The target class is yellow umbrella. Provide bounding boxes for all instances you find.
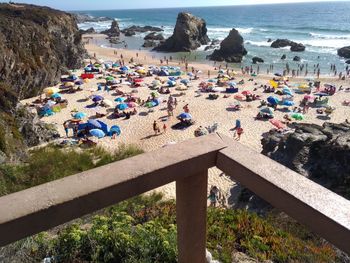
[43,87,59,95]
[269,80,278,89]
[83,78,90,83]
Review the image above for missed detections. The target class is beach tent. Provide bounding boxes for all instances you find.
[88,119,102,129]
[90,129,105,139]
[109,125,121,136]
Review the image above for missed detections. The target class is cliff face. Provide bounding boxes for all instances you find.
[0,3,86,161]
[0,3,86,99]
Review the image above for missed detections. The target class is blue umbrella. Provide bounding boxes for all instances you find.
[73,112,87,119]
[115,97,126,102]
[90,129,105,139]
[167,80,176,87]
[218,69,225,74]
[267,96,280,105]
[168,77,176,81]
[120,66,129,71]
[110,125,121,136]
[88,119,102,129]
[92,95,104,102]
[260,107,274,115]
[187,72,194,77]
[208,79,216,83]
[84,66,92,71]
[51,93,62,99]
[75,80,83,85]
[117,103,129,110]
[178,113,192,119]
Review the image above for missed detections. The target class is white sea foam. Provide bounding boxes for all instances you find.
[309,32,350,40]
[245,41,271,47]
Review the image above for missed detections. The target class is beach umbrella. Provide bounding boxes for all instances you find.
[208,79,216,83]
[152,80,161,86]
[106,76,114,81]
[115,97,126,102]
[178,113,192,120]
[110,125,121,136]
[234,94,245,101]
[133,78,143,83]
[304,95,315,101]
[167,80,176,87]
[229,100,242,107]
[43,87,59,96]
[314,92,330,97]
[242,90,252,96]
[73,112,87,119]
[269,119,285,129]
[89,129,105,139]
[127,102,139,108]
[218,69,225,74]
[88,119,102,129]
[151,91,159,98]
[267,96,280,105]
[228,81,237,87]
[102,99,114,108]
[120,66,129,71]
[92,95,104,102]
[64,82,75,88]
[50,93,62,99]
[176,84,188,91]
[112,63,119,68]
[274,73,282,77]
[117,103,128,110]
[260,107,274,115]
[269,80,278,89]
[145,101,155,108]
[84,79,90,83]
[291,113,305,120]
[44,100,56,108]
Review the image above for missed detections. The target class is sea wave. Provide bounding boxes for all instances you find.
[245,40,271,47]
[309,32,350,40]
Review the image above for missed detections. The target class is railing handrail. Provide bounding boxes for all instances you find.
[0,133,349,256]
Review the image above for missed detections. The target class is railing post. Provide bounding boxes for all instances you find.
[176,170,208,263]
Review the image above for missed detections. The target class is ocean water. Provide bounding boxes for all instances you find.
[76,2,350,73]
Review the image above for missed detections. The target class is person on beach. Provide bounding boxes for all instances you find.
[63,122,69,137]
[234,127,244,141]
[153,120,160,135]
[183,104,189,113]
[163,123,167,133]
[174,98,178,109]
[208,186,220,207]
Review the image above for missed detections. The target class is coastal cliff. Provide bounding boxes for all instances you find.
[0,3,86,161]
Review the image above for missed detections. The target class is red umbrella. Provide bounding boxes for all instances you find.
[269,119,285,129]
[134,78,144,83]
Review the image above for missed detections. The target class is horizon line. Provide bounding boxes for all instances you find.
[68,0,348,12]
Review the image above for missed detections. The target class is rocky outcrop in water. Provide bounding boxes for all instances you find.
[338,46,350,59]
[154,12,210,52]
[293,56,301,62]
[271,39,305,52]
[121,25,163,34]
[74,13,112,23]
[209,29,247,63]
[80,27,95,34]
[101,20,121,37]
[144,32,164,41]
[261,122,350,199]
[252,57,264,64]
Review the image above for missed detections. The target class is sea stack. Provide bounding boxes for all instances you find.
[338,46,350,58]
[154,12,210,52]
[101,20,121,37]
[271,39,305,52]
[209,28,247,63]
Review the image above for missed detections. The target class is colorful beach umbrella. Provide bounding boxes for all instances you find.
[178,113,192,120]
[43,87,59,96]
[282,100,295,107]
[291,113,305,120]
[50,93,62,99]
[180,79,190,85]
[260,107,274,116]
[92,95,104,102]
[267,96,280,105]
[110,125,121,136]
[73,112,87,119]
[115,97,126,102]
[89,129,105,139]
[282,87,293,96]
[117,103,128,110]
[88,119,102,129]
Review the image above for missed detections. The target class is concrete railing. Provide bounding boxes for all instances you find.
[0,133,349,262]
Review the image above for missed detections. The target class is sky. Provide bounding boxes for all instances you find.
[1,0,346,11]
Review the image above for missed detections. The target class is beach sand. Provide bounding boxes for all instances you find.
[21,34,350,202]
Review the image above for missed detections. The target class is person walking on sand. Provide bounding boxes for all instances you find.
[153,120,160,135]
[234,127,244,141]
[183,104,189,113]
[208,186,220,207]
[174,98,178,109]
[163,123,167,133]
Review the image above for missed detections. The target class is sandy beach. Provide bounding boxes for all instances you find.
[21,34,350,201]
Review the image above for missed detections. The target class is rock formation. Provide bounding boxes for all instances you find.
[271,39,305,52]
[121,25,163,34]
[346,59,350,64]
[79,27,95,34]
[252,57,264,64]
[101,20,120,37]
[0,3,86,161]
[124,30,135,37]
[154,12,210,52]
[0,3,86,99]
[293,56,301,62]
[144,32,164,41]
[261,122,350,199]
[74,13,113,23]
[209,29,247,63]
[338,46,350,59]
[281,54,287,60]
[142,40,158,48]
